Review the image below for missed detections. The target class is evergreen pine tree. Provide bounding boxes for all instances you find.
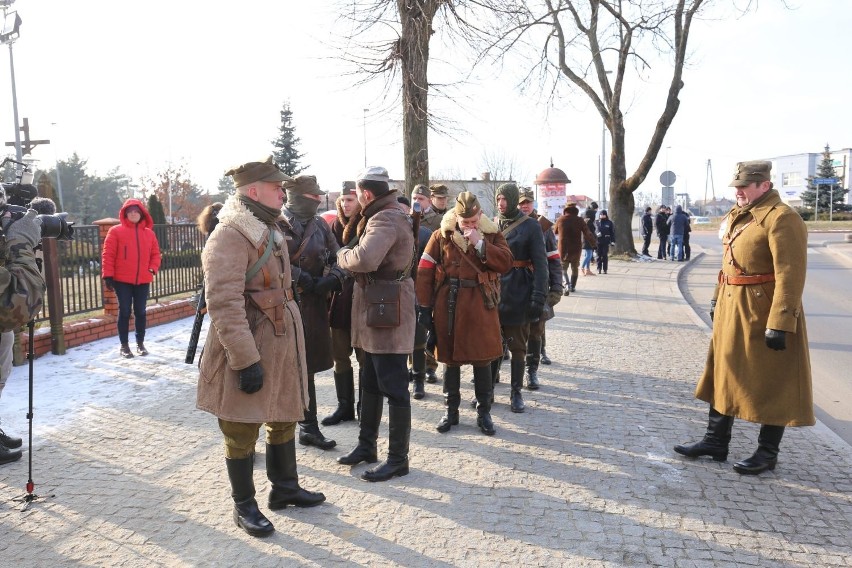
[217,175,235,197]
[147,194,167,224]
[271,102,308,176]
[801,145,850,217]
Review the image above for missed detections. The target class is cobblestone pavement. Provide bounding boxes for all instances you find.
[1,255,851,567]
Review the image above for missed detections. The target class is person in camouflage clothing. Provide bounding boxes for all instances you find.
[0,197,46,466]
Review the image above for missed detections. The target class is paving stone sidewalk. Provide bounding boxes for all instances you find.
[1,257,850,567]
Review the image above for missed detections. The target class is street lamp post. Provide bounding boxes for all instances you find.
[362,108,369,168]
[51,122,64,211]
[1,5,23,163]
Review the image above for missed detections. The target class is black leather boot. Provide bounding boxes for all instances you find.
[0,424,22,449]
[540,335,551,365]
[225,456,274,537]
[733,425,785,475]
[362,406,410,482]
[411,370,426,400]
[525,338,541,390]
[570,273,578,293]
[299,374,336,450]
[321,369,355,426]
[509,359,525,413]
[473,365,495,435]
[266,439,326,510]
[0,442,22,465]
[436,366,461,433]
[338,391,382,465]
[674,407,734,461]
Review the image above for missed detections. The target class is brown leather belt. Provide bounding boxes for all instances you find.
[718,271,775,286]
[456,278,478,288]
[512,260,533,269]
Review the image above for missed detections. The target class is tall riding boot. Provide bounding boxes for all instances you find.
[411,370,426,400]
[733,425,785,475]
[436,366,461,433]
[540,334,551,365]
[266,438,326,510]
[362,405,410,482]
[509,358,526,413]
[474,357,501,408]
[338,391,382,465]
[674,406,734,461]
[0,423,22,449]
[321,369,356,426]
[0,442,22,465]
[570,273,578,293]
[225,456,274,537]
[473,365,496,435]
[299,374,336,450]
[525,338,541,390]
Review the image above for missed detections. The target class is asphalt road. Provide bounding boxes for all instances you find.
[680,230,852,447]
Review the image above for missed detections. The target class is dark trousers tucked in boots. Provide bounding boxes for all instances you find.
[674,406,734,462]
[226,456,274,537]
[363,405,410,482]
[322,369,355,426]
[473,365,495,435]
[437,366,461,433]
[509,358,526,413]
[299,373,336,450]
[411,344,426,399]
[266,439,326,509]
[525,337,541,390]
[733,425,785,475]
[338,390,382,466]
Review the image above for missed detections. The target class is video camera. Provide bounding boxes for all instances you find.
[1,158,74,240]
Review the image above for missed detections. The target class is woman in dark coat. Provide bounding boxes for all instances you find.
[594,210,615,274]
[416,193,513,435]
[581,208,597,276]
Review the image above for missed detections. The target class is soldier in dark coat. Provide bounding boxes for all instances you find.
[655,205,670,259]
[417,193,513,435]
[640,206,653,256]
[675,161,814,476]
[280,174,344,451]
[493,183,548,413]
[336,167,416,482]
[323,182,363,427]
[594,210,615,274]
[518,189,563,388]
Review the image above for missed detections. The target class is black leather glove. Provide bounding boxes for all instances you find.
[237,361,264,394]
[526,298,545,322]
[765,329,786,351]
[416,306,434,332]
[103,277,115,291]
[709,299,716,322]
[546,289,562,307]
[312,274,341,296]
[296,270,314,294]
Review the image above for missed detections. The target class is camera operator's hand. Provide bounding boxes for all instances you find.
[103,277,115,291]
[237,361,264,394]
[5,209,41,249]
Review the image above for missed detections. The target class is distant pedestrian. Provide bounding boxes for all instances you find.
[101,199,161,358]
[683,211,692,260]
[640,206,653,256]
[581,208,597,276]
[655,205,670,259]
[674,160,815,475]
[555,203,596,293]
[594,210,615,274]
[666,205,690,261]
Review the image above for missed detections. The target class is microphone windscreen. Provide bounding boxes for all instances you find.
[30,197,57,215]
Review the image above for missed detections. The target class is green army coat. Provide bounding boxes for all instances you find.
[695,189,815,427]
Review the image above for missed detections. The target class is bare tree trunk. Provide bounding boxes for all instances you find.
[398,1,438,197]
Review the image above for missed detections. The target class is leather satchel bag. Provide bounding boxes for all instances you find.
[364,280,401,328]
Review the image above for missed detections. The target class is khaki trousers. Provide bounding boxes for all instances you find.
[218,419,296,459]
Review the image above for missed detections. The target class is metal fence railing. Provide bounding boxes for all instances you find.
[36,223,204,323]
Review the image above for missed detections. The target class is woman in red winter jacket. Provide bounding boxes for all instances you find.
[102,199,162,358]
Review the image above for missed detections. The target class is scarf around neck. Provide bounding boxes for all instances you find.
[238,194,281,225]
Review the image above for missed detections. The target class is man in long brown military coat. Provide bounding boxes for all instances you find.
[674,160,814,475]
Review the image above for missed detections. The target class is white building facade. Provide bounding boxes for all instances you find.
[770,148,852,207]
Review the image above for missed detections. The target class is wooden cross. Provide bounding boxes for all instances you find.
[5,118,50,155]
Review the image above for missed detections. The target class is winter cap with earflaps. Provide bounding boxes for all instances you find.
[225,155,292,187]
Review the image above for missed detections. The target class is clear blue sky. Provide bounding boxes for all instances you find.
[3,0,848,205]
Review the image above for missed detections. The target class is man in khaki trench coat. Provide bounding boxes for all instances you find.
[197,156,325,537]
[674,160,814,475]
[336,166,416,482]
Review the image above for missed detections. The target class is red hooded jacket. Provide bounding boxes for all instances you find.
[102,199,162,285]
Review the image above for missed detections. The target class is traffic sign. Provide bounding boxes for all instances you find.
[660,170,676,186]
[813,177,839,185]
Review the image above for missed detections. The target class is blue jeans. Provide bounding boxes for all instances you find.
[669,234,684,261]
[113,282,150,345]
[581,249,593,270]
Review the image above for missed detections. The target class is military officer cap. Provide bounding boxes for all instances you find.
[429,184,449,197]
[454,192,482,218]
[729,160,772,187]
[283,174,325,195]
[413,184,430,197]
[341,181,356,195]
[518,188,535,203]
[225,155,292,187]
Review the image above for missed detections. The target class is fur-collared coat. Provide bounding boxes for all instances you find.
[416,211,513,366]
[695,189,814,427]
[336,191,416,354]
[197,196,309,423]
